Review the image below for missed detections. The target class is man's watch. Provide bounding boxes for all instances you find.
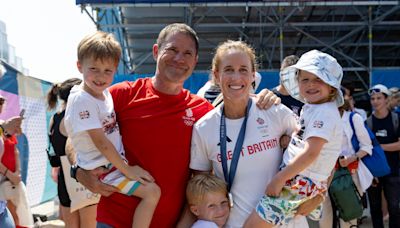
[70,164,80,182]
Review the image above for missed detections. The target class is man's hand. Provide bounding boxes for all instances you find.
[253,89,281,109]
[76,166,119,197]
[2,116,23,135]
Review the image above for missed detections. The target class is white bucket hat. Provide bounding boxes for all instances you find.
[280,49,344,106]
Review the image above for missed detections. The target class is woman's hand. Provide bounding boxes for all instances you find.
[265,177,285,197]
[76,166,119,197]
[338,155,355,167]
[2,116,23,135]
[51,167,59,183]
[295,193,325,216]
[254,89,281,110]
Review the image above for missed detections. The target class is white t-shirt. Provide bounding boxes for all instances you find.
[191,220,218,228]
[283,102,343,182]
[190,98,298,228]
[64,85,125,170]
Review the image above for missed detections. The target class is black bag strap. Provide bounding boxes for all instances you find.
[391,112,399,133]
[366,115,373,131]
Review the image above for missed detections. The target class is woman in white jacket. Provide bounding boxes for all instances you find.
[319,96,374,228]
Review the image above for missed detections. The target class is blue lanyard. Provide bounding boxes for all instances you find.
[220,99,252,192]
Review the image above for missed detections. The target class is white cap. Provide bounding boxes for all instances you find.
[369,84,391,96]
[280,50,344,106]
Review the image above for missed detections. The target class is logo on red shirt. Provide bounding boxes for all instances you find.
[182,108,195,126]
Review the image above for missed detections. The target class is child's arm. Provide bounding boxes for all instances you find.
[87,128,154,184]
[266,136,326,197]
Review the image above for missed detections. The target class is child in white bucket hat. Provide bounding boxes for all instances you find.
[245,50,344,227]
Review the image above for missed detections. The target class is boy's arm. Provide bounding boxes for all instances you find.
[266,137,326,197]
[87,128,154,183]
[380,140,400,152]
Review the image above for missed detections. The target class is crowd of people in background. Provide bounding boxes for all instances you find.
[0,22,399,228]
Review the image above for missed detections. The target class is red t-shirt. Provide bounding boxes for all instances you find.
[97,78,213,228]
[1,135,18,172]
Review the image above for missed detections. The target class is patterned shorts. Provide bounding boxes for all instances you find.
[256,175,326,226]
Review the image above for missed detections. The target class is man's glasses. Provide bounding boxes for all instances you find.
[368,88,382,95]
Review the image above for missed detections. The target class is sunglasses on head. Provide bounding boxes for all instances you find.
[368,88,382,95]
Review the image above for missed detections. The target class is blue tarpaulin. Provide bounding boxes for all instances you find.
[371,69,400,88]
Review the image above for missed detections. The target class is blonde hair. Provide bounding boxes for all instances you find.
[186,174,227,206]
[211,40,258,74]
[77,31,121,66]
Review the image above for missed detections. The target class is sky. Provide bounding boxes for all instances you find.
[0,0,96,83]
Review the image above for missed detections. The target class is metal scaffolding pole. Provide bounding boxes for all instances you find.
[368,6,373,86]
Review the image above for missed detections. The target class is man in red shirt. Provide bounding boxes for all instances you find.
[75,23,213,228]
[75,23,277,228]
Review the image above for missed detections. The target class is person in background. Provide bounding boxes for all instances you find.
[47,77,98,227]
[272,55,304,116]
[319,95,373,228]
[0,95,33,228]
[0,66,22,228]
[388,87,400,114]
[367,84,400,228]
[342,87,368,121]
[196,75,221,104]
[186,174,230,228]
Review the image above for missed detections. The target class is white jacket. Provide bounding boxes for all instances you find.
[341,111,373,192]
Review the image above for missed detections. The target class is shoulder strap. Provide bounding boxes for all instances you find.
[349,112,361,152]
[349,112,356,132]
[391,112,399,133]
[366,115,373,130]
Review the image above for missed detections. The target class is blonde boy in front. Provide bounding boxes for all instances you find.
[187,174,230,228]
[244,50,344,227]
[64,31,160,228]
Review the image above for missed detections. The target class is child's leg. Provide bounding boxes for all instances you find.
[244,210,274,228]
[131,182,161,228]
[101,168,161,228]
